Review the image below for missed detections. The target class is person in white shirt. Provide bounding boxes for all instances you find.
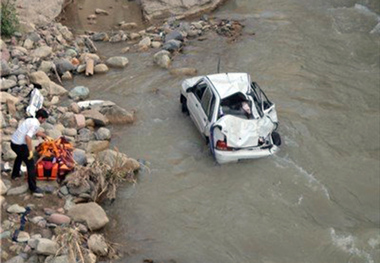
[11,109,49,193]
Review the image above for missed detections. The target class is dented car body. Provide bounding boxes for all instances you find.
[180,73,281,164]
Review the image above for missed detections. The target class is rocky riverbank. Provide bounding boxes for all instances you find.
[0,7,244,263]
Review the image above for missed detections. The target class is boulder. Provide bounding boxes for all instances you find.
[2,142,17,161]
[83,140,110,153]
[54,58,76,75]
[140,0,223,21]
[73,149,87,165]
[87,234,108,256]
[94,64,109,73]
[106,56,129,68]
[153,50,171,69]
[0,79,17,91]
[36,238,58,255]
[7,204,26,214]
[0,92,19,104]
[3,255,25,263]
[169,67,198,76]
[47,213,71,225]
[63,128,77,137]
[81,109,109,126]
[67,202,109,230]
[92,32,109,42]
[94,127,111,141]
[29,71,50,85]
[59,112,76,128]
[99,105,135,124]
[97,149,140,172]
[31,46,52,58]
[6,184,29,196]
[69,86,90,100]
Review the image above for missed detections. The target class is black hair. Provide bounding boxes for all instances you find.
[35,108,49,119]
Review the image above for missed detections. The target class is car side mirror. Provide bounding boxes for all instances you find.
[186,86,196,93]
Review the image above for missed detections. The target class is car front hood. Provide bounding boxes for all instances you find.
[214,115,275,148]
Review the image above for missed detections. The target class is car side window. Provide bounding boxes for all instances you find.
[201,87,214,120]
[194,82,207,101]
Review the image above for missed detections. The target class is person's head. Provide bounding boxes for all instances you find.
[35,108,49,123]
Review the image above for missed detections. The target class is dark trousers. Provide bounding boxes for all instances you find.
[10,142,37,192]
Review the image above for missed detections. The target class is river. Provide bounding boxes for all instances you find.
[63,0,380,262]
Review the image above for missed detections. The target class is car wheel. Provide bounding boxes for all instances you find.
[180,95,189,114]
[271,131,281,146]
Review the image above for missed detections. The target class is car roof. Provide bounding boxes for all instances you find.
[206,73,251,99]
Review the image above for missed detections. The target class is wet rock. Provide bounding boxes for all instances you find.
[98,149,140,171]
[1,59,11,76]
[47,214,71,225]
[88,234,108,256]
[81,109,109,126]
[162,39,182,52]
[0,79,17,91]
[153,50,171,69]
[120,22,137,30]
[169,67,198,76]
[7,204,26,214]
[73,149,87,165]
[36,238,58,255]
[31,46,52,58]
[106,56,129,68]
[69,86,90,101]
[54,58,76,75]
[7,184,29,196]
[95,8,109,15]
[68,202,109,231]
[94,127,111,141]
[100,105,134,124]
[92,32,109,42]
[94,64,109,73]
[2,142,17,161]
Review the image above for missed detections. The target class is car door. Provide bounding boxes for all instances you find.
[187,81,215,136]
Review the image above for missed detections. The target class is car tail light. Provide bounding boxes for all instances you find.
[216,140,233,151]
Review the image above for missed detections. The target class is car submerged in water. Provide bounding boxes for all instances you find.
[180,72,281,164]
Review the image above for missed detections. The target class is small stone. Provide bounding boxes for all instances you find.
[47,214,71,225]
[94,64,109,73]
[7,204,26,214]
[17,231,30,242]
[95,8,109,15]
[61,71,72,80]
[106,56,129,68]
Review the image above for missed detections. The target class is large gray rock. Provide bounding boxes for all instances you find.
[1,59,11,77]
[0,79,17,91]
[140,0,224,21]
[106,56,129,68]
[6,184,29,196]
[4,255,25,263]
[73,149,87,165]
[67,202,109,230]
[97,149,140,172]
[99,105,134,124]
[94,127,111,141]
[36,238,59,255]
[81,109,109,126]
[162,39,182,52]
[2,141,17,161]
[54,58,76,75]
[69,86,90,100]
[153,50,171,69]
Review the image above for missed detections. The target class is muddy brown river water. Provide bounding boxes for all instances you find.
[63,0,380,262]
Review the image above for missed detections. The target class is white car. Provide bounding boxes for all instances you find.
[180,72,281,164]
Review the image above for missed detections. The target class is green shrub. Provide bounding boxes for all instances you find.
[1,0,19,37]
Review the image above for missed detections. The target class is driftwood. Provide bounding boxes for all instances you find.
[85,58,94,76]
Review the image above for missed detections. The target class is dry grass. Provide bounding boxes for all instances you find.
[55,226,88,263]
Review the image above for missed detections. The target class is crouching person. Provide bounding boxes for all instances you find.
[10,109,49,193]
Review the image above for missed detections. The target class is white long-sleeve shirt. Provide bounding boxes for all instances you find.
[11,118,40,145]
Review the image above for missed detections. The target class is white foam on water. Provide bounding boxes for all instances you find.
[330,228,374,263]
[274,155,331,200]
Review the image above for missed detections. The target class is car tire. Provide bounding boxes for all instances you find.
[180,95,189,114]
[271,131,281,146]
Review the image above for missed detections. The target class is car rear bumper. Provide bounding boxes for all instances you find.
[214,145,280,164]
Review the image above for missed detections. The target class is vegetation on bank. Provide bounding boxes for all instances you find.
[1,0,19,37]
